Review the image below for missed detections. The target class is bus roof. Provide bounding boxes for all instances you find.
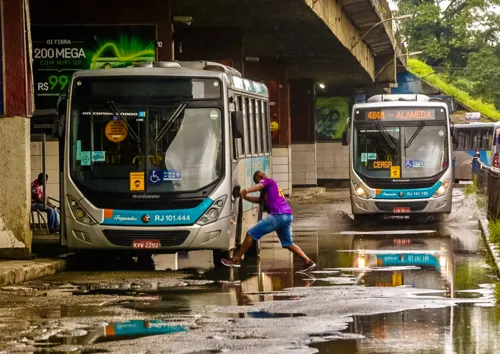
[453,122,499,129]
[72,61,269,98]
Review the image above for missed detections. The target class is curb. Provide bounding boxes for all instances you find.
[0,258,66,287]
[478,218,500,278]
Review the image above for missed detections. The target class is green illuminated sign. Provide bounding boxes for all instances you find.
[32,25,157,111]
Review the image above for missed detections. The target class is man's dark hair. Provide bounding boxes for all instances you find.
[253,170,263,184]
[38,173,48,182]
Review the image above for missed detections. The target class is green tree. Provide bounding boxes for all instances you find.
[394,0,500,109]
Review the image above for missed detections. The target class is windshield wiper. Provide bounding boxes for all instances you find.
[107,101,141,142]
[375,122,396,149]
[405,122,425,149]
[155,103,187,141]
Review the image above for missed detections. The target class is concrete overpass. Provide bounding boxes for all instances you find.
[0,0,406,258]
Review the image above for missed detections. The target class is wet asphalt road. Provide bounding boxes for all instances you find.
[1,188,499,353]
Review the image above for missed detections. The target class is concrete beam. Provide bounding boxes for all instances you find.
[305,0,375,81]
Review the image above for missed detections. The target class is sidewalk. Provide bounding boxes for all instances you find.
[0,258,66,287]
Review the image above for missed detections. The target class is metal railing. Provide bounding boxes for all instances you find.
[475,158,500,220]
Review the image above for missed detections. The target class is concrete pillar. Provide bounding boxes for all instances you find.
[0,0,32,258]
[290,79,317,186]
[245,58,292,195]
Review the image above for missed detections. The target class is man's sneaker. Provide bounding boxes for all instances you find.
[221,258,241,268]
[301,261,316,272]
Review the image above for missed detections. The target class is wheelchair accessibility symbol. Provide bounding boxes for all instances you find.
[149,170,163,184]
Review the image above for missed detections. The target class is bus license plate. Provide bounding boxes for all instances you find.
[132,240,161,249]
[393,207,411,214]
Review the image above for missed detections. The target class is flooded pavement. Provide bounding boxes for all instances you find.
[1,188,499,353]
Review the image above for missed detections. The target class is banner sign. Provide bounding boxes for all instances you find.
[465,112,481,122]
[31,25,157,112]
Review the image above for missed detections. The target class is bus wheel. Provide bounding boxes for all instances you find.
[353,214,371,224]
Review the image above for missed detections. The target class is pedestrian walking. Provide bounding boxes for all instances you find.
[221,170,316,272]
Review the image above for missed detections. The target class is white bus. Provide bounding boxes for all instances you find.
[343,94,453,221]
[54,61,271,263]
[452,122,500,181]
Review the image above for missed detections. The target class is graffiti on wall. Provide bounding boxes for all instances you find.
[315,97,350,140]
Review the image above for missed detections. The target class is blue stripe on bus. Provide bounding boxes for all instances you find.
[464,150,491,166]
[101,198,213,226]
[374,181,442,199]
[377,254,440,269]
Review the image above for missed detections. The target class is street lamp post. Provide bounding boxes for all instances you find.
[351,14,412,50]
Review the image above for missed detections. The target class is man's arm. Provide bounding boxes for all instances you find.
[241,183,264,198]
[243,196,260,203]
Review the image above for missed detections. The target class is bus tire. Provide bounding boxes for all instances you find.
[353,214,371,224]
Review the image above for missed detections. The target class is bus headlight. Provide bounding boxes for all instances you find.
[433,180,450,198]
[196,195,227,226]
[353,183,370,199]
[66,195,97,225]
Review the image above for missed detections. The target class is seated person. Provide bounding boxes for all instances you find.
[31,173,59,233]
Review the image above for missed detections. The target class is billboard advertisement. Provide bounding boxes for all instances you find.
[315,96,350,140]
[31,25,157,112]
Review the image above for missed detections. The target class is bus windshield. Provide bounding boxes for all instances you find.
[70,102,223,194]
[354,124,448,179]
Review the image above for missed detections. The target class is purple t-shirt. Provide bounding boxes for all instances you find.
[261,178,292,215]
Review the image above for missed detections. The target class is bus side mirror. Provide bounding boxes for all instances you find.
[53,94,68,139]
[231,111,244,139]
[342,130,349,146]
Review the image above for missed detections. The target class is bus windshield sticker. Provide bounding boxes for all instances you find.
[149,169,163,185]
[76,140,82,161]
[80,151,90,166]
[137,111,146,122]
[105,120,128,143]
[405,160,413,168]
[367,153,377,160]
[413,160,424,168]
[439,130,444,137]
[92,151,106,162]
[164,169,181,181]
[390,166,401,178]
[361,153,368,162]
[130,172,145,191]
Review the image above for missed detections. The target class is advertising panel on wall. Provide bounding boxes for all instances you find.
[315,97,350,140]
[31,25,157,113]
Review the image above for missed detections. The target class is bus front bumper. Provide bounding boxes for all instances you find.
[351,192,452,215]
[64,216,233,252]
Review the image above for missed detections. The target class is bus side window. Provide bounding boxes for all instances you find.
[241,96,249,157]
[234,95,244,159]
[247,97,255,155]
[254,99,262,155]
[261,101,269,154]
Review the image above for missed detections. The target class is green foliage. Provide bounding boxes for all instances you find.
[395,0,500,109]
[464,176,479,195]
[489,219,500,245]
[408,59,500,120]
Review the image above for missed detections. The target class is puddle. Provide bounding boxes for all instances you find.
[29,320,187,352]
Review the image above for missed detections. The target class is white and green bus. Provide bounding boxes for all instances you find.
[343,94,453,221]
[54,61,271,262]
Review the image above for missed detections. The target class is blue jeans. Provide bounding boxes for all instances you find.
[33,204,59,231]
[248,214,293,248]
